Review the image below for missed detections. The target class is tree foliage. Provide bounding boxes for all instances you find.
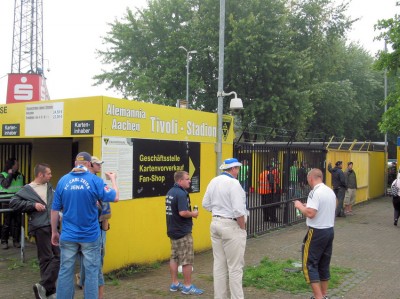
[374,4,400,135]
[94,0,384,141]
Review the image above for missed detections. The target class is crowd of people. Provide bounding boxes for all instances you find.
[166,157,346,299]
[1,153,363,299]
[1,152,119,299]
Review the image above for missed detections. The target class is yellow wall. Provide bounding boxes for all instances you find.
[368,151,386,198]
[103,142,232,272]
[326,150,385,203]
[0,96,234,272]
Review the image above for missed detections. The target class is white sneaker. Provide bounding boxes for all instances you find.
[33,283,47,299]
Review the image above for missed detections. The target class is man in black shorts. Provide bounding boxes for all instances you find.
[294,168,336,299]
[165,171,203,295]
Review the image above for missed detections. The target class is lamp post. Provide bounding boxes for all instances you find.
[179,46,197,109]
[216,0,226,175]
[384,38,388,194]
[216,91,243,174]
[216,0,244,175]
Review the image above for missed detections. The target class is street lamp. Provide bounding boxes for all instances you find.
[384,37,388,194]
[179,46,197,109]
[215,0,244,174]
[216,91,243,174]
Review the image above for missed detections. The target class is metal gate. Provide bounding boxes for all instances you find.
[234,142,327,236]
[0,143,32,262]
[0,143,32,182]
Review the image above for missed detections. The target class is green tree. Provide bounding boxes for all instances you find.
[94,0,383,141]
[307,42,383,139]
[374,5,400,135]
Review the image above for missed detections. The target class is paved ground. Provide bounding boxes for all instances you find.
[1,196,400,298]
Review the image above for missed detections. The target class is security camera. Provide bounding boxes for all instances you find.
[229,97,244,113]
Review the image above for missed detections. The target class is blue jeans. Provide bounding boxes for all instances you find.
[57,236,101,299]
[80,230,107,286]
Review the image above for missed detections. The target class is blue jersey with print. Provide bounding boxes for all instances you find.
[52,170,116,242]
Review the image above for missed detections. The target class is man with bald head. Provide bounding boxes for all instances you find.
[294,168,336,299]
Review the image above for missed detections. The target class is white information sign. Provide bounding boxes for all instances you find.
[25,102,64,136]
[101,137,133,200]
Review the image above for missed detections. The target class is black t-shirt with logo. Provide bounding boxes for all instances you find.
[165,183,193,240]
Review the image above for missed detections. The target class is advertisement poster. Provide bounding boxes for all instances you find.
[102,137,134,200]
[132,139,200,198]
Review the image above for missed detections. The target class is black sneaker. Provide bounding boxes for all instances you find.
[394,219,398,226]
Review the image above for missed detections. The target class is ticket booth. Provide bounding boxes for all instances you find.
[0,96,235,271]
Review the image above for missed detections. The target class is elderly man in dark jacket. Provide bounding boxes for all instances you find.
[328,161,347,217]
[10,163,59,299]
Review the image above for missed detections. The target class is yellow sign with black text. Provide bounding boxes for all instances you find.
[0,96,233,143]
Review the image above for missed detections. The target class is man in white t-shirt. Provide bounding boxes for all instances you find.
[294,168,336,299]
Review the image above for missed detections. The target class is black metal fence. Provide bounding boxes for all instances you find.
[0,195,26,262]
[0,143,32,262]
[234,142,327,236]
[0,143,32,182]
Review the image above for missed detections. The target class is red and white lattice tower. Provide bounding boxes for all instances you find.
[6,0,50,104]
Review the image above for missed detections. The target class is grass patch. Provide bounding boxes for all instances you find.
[5,257,40,271]
[28,258,40,270]
[243,258,353,294]
[7,261,24,270]
[105,261,162,285]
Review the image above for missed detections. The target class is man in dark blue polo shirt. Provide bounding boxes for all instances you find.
[166,170,203,295]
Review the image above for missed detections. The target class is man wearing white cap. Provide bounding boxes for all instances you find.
[202,158,247,299]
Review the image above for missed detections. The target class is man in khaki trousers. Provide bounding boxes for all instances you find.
[203,158,247,299]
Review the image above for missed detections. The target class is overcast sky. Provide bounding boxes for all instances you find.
[0,0,397,104]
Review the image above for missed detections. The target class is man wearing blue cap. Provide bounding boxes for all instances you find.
[202,158,247,299]
[51,152,119,299]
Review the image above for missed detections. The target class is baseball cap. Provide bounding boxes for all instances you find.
[219,158,242,170]
[76,152,91,162]
[91,156,104,164]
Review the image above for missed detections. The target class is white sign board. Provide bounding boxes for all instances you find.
[25,102,64,136]
[101,137,133,200]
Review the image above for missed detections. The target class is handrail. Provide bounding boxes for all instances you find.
[0,197,25,262]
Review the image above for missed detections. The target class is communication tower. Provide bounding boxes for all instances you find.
[7,0,49,103]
